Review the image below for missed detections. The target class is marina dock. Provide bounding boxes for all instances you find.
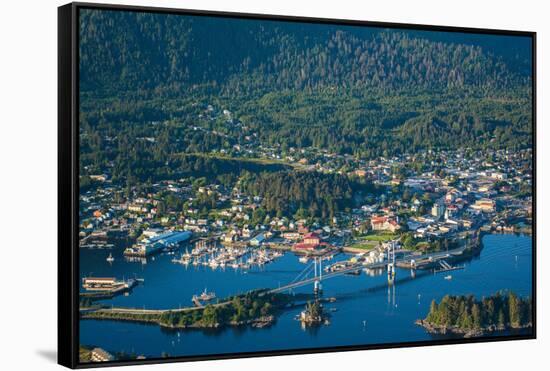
[80,277,143,299]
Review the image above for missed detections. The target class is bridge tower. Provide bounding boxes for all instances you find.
[410,259,417,278]
[387,241,396,284]
[314,257,323,296]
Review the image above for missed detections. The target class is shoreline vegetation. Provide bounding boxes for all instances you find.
[416,291,532,338]
[81,290,300,330]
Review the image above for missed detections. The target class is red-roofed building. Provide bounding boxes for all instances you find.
[303,232,320,245]
[294,232,329,251]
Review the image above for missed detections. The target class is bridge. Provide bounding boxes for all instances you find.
[81,236,478,317]
[269,260,387,293]
[269,239,473,294]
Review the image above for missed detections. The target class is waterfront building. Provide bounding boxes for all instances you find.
[294,232,330,251]
[82,277,116,288]
[124,230,192,256]
[250,233,266,246]
[142,227,164,238]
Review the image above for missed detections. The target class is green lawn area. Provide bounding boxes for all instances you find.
[360,232,398,242]
[346,240,379,250]
[177,152,298,168]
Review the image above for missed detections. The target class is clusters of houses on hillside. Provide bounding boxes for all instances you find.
[79,145,532,254]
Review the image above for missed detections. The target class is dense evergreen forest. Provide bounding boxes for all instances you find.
[80,10,531,93]
[79,9,533,188]
[241,171,357,220]
[422,292,532,332]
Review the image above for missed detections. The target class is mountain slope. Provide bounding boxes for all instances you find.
[79,9,531,95]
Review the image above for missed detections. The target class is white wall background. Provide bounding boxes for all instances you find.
[0,0,546,369]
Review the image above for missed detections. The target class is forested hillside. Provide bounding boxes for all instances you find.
[80,10,531,94]
[78,8,533,181]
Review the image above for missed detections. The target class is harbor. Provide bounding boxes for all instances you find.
[80,233,531,359]
[82,228,482,306]
[171,238,285,270]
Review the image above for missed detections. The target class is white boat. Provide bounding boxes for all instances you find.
[106,253,114,262]
[299,256,309,263]
[174,251,192,264]
[444,275,452,280]
[193,288,216,302]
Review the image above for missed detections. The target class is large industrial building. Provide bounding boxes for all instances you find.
[124,230,192,257]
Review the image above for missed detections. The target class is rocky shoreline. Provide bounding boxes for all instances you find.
[160,315,276,330]
[415,319,532,338]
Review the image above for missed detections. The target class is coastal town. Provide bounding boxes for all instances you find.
[78,132,533,362]
[80,136,532,264]
[75,13,534,362]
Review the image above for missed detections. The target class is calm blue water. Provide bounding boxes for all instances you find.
[79,233,533,358]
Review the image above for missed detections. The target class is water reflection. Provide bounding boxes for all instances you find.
[80,234,533,358]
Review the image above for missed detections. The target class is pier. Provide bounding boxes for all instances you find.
[80,277,143,300]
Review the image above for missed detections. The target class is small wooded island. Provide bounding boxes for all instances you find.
[299,300,330,326]
[416,291,532,338]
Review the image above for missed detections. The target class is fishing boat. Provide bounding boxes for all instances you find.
[193,288,216,302]
[200,290,216,301]
[106,253,114,262]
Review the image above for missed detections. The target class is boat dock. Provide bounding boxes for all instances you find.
[434,260,465,273]
[80,277,143,299]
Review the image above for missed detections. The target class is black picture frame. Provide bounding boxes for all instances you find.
[58,2,537,368]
